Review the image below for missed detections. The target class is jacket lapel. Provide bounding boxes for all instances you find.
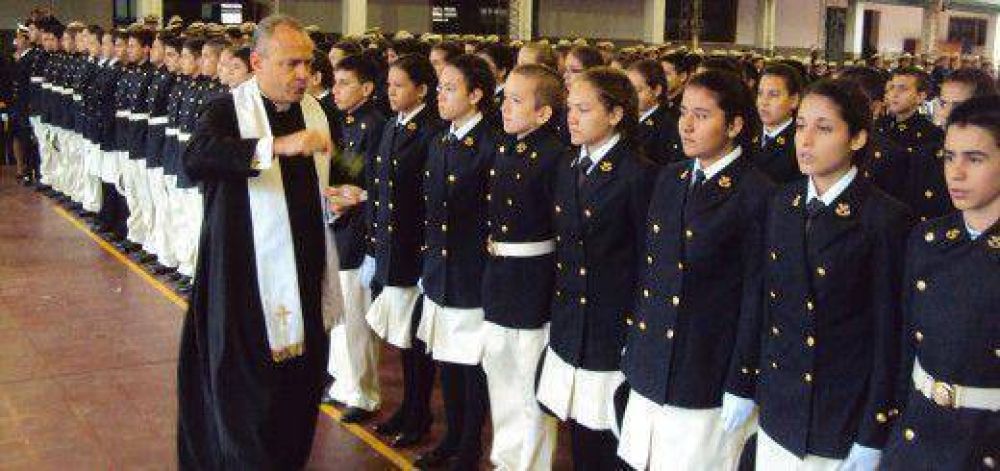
[809,177,868,253]
[580,140,624,203]
[686,157,745,220]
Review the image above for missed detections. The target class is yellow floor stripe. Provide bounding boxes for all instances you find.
[50,203,414,471]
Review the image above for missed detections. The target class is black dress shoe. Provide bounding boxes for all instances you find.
[340,406,374,424]
[390,415,432,448]
[176,282,193,295]
[413,447,456,469]
[373,411,404,436]
[167,271,184,282]
[153,263,173,275]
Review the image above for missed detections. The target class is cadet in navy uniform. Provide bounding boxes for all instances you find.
[618,70,773,470]
[481,64,566,471]
[751,63,803,184]
[325,53,387,424]
[626,59,683,165]
[535,67,655,469]
[876,67,951,221]
[882,96,1000,470]
[755,79,914,469]
[361,54,441,448]
[475,42,512,131]
[412,54,497,470]
[837,66,910,203]
[93,30,128,243]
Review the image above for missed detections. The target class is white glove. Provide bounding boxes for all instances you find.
[358,255,377,290]
[841,443,881,471]
[720,392,755,433]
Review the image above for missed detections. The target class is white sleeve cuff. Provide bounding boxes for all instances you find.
[252,137,274,170]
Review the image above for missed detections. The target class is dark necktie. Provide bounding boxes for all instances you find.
[690,169,706,192]
[761,134,772,149]
[577,156,592,187]
[805,197,824,233]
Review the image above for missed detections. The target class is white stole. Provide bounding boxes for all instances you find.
[231,77,344,363]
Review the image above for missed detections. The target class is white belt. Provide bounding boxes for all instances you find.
[129,113,149,122]
[486,238,556,258]
[31,77,43,83]
[72,94,82,102]
[148,116,169,125]
[41,83,52,90]
[913,358,1000,411]
[165,127,179,137]
[177,132,192,143]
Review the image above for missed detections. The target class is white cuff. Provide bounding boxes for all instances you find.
[252,137,274,170]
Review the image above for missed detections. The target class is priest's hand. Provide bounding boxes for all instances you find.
[273,129,331,157]
[324,185,366,214]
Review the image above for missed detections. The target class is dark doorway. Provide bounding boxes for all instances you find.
[665,0,738,43]
[825,6,847,61]
[862,9,880,57]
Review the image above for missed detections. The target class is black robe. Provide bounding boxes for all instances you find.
[177,94,330,470]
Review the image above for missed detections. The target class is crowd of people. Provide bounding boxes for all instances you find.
[6,6,998,471]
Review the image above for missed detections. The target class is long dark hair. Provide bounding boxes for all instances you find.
[686,70,760,151]
[576,66,638,139]
[445,54,496,114]
[801,78,873,165]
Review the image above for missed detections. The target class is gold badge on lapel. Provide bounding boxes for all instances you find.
[644,119,654,126]
[776,136,786,146]
[718,175,732,188]
[406,122,417,131]
[463,136,475,147]
[599,161,614,172]
[898,123,907,131]
[680,169,690,180]
[792,194,802,207]
[835,202,851,217]
[530,151,538,160]
[516,142,527,153]
[752,136,759,144]
[345,115,355,125]
[988,235,1000,249]
[946,228,960,240]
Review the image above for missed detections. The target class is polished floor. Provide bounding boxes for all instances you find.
[0,166,573,470]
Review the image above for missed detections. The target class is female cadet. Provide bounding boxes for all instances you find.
[626,59,683,165]
[363,54,442,448]
[412,54,497,470]
[754,79,914,469]
[882,95,1000,470]
[535,67,655,469]
[617,70,774,470]
[751,63,804,184]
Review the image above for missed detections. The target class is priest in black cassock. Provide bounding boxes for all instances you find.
[176,15,343,470]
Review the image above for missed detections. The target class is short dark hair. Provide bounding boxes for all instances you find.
[803,78,873,164]
[660,52,692,74]
[331,40,362,57]
[182,38,205,56]
[891,66,931,93]
[431,40,465,61]
[761,63,805,97]
[628,59,669,104]
[232,45,252,68]
[510,63,566,112]
[943,68,997,98]
[477,42,514,76]
[128,28,154,48]
[837,66,889,104]
[334,53,380,85]
[389,37,427,58]
[568,45,605,69]
[946,94,1000,146]
[699,56,740,75]
[686,70,760,151]
[518,42,559,71]
[391,54,439,112]
[445,54,497,113]
[312,49,334,88]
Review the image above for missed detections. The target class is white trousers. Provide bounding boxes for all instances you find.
[756,429,844,471]
[122,158,153,247]
[326,269,380,410]
[81,141,103,213]
[145,167,177,267]
[481,322,558,471]
[171,186,202,278]
[618,390,754,471]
